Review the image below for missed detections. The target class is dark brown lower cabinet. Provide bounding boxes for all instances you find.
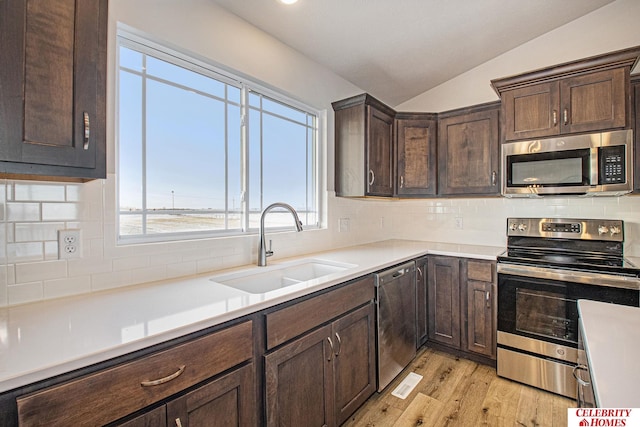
[427,256,496,360]
[427,256,461,348]
[116,364,255,427]
[264,302,376,427]
[415,256,429,347]
[166,363,255,427]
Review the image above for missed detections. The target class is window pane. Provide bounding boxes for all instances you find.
[262,97,306,124]
[119,71,143,212]
[145,79,224,212]
[119,46,143,72]
[146,56,226,99]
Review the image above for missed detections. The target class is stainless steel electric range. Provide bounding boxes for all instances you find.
[496,218,640,399]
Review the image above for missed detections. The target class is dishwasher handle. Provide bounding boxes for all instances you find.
[376,262,415,286]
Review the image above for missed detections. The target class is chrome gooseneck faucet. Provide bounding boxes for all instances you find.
[258,202,303,266]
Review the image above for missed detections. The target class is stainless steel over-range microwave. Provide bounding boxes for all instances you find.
[501,129,633,197]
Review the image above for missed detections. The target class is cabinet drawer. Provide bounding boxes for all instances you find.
[467,260,493,282]
[266,276,374,349]
[17,320,253,426]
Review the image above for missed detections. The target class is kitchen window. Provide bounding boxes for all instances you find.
[116,31,319,243]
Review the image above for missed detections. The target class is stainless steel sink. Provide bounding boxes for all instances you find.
[210,258,356,294]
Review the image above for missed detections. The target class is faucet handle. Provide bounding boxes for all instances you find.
[266,239,273,258]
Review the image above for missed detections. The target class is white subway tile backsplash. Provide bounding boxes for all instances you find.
[44,276,91,299]
[7,242,43,263]
[67,257,112,277]
[113,255,149,271]
[7,281,43,305]
[41,203,80,221]
[91,270,132,292]
[14,183,66,202]
[65,185,81,202]
[7,203,40,221]
[15,260,67,283]
[14,222,64,242]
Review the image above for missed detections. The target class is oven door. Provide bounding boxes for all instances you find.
[496,263,639,398]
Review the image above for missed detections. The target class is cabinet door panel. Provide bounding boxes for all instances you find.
[0,0,106,179]
[166,363,256,427]
[437,107,500,195]
[265,325,334,427]
[333,303,376,425]
[115,406,166,427]
[502,82,560,140]
[427,256,460,348]
[396,117,437,196]
[366,106,394,196]
[561,68,627,134]
[466,280,494,357]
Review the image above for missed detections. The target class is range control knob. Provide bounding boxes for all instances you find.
[517,223,528,232]
[509,223,518,231]
[609,225,621,236]
[598,225,609,236]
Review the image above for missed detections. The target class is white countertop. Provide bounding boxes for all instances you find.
[578,299,640,408]
[0,239,503,393]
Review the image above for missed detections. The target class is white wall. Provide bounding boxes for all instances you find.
[1,0,640,307]
[396,0,640,112]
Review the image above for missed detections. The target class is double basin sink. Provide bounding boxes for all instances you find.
[210,258,357,294]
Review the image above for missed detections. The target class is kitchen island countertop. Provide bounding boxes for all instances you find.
[0,239,503,394]
[578,299,640,408]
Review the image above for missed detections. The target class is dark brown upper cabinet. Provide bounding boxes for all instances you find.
[333,94,395,197]
[437,103,500,196]
[395,113,437,197]
[492,46,640,142]
[0,0,107,181]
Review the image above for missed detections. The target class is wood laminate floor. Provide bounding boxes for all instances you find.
[343,347,574,427]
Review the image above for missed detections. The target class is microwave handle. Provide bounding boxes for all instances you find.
[590,147,598,185]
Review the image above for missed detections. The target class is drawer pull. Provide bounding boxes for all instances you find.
[140,365,186,387]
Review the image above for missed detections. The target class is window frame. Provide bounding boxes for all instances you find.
[115,27,323,245]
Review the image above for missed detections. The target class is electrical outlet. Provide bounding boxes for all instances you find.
[454,217,463,229]
[339,217,350,233]
[58,229,82,259]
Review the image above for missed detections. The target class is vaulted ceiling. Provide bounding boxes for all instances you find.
[211,0,614,106]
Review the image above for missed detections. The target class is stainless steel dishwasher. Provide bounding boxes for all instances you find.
[375,261,417,391]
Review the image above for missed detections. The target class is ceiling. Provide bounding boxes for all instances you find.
[211,0,615,107]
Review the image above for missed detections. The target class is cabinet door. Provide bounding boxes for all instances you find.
[265,325,335,427]
[437,107,500,195]
[427,256,461,348]
[0,0,106,179]
[560,68,627,134]
[415,257,429,347]
[501,81,560,141]
[396,117,437,196]
[366,105,394,196]
[114,406,166,427]
[333,303,376,426]
[166,363,256,427]
[466,280,495,358]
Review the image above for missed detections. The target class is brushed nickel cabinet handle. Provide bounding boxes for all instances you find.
[552,110,557,126]
[572,364,590,387]
[417,266,423,280]
[334,332,342,356]
[368,169,375,186]
[175,418,183,427]
[486,291,491,309]
[491,171,497,186]
[563,108,568,125]
[400,175,404,188]
[140,365,186,387]
[326,337,334,361]
[83,112,90,150]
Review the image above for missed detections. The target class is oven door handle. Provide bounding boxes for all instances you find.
[497,263,640,290]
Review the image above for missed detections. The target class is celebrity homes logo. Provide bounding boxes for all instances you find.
[568,409,640,426]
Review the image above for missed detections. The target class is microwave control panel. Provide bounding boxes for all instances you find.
[599,145,625,184]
